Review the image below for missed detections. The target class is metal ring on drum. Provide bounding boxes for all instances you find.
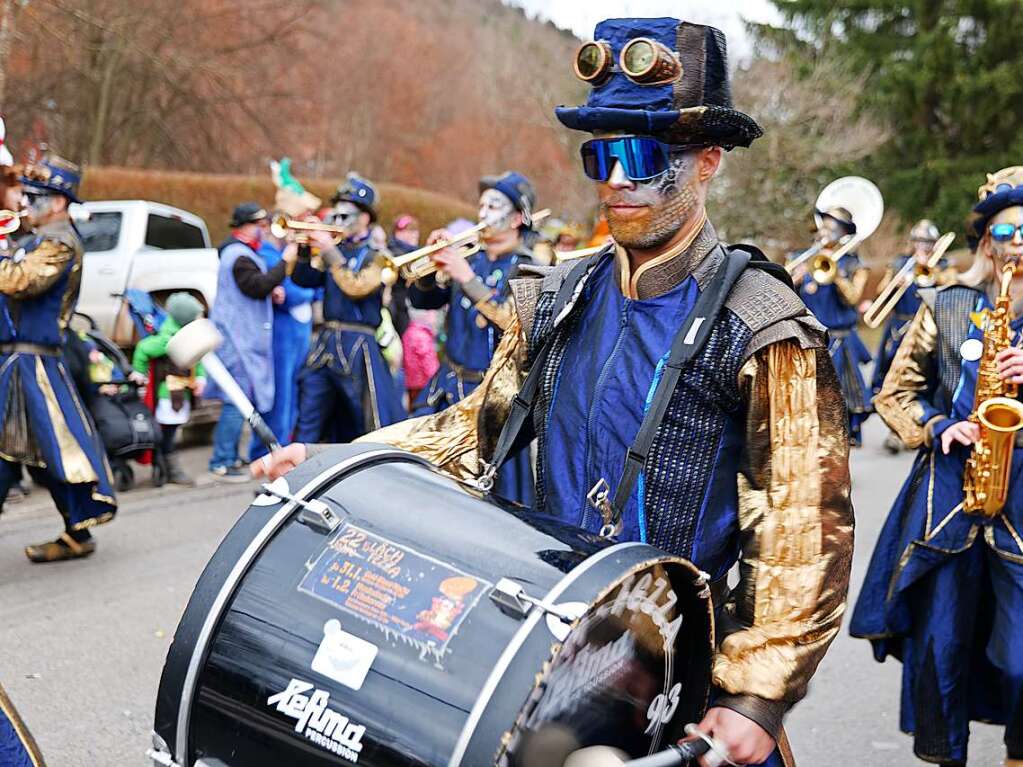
[150,444,716,767]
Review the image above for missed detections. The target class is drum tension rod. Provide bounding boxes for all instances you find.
[258,481,346,534]
[489,577,583,623]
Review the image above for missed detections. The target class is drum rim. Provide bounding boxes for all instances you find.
[174,446,428,765]
[446,540,648,767]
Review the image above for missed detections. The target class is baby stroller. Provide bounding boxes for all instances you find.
[64,313,167,491]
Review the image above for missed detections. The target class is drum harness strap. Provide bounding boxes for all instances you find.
[480,246,787,540]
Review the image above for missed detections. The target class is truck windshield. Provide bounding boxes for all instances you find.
[76,212,122,253]
[144,214,207,250]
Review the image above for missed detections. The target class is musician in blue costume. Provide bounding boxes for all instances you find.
[293,173,405,443]
[408,171,537,504]
[869,220,957,453]
[790,207,872,446]
[260,18,854,767]
[0,155,116,563]
[851,167,1023,766]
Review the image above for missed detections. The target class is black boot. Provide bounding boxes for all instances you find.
[165,451,195,486]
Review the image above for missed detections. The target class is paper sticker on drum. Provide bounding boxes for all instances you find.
[311,619,378,691]
[298,523,491,668]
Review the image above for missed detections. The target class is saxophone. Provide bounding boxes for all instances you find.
[963,264,1023,517]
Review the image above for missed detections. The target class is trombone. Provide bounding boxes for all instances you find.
[378,208,551,286]
[863,231,955,328]
[269,214,350,246]
[0,209,26,236]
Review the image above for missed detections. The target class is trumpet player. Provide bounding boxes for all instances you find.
[869,220,955,452]
[293,173,405,443]
[790,206,872,446]
[851,167,1023,767]
[407,171,536,505]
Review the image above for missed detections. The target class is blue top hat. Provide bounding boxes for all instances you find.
[331,172,378,222]
[20,154,82,203]
[479,171,537,230]
[555,18,762,150]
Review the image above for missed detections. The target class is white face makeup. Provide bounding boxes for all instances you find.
[478,188,516,232]
[329,201,361,229]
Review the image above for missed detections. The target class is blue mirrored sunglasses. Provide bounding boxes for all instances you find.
[989,222,1023,242]
[993,182,1023,195]
[580,137,691,182]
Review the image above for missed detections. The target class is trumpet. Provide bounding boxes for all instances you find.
[378,222,487,287]
[785,234,859,285]
[863,231,955,328]
[553,243,610,263]
[0,209,26,236]
[269,214,350,246]
[378,209,552,286]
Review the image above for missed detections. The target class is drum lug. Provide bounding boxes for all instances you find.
[490,577,533,620]
[145,732,179,767]
[490,577,587,627]
[694,569,713,600]
[298,499,343,534]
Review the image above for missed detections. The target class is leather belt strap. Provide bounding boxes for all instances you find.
[0,342,60,356]
[322,320,375,335]
[444,355,486,384]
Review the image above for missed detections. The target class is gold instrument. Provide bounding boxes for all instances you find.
[553,244,609,263]
[0,209,26,236]
[787,176,885,285]
[269,214,350,245]
[863,232,956,328]
[378,209,551,286]
[963,264,1023,517]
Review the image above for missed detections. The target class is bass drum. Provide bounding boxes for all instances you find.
[150,444,714,767]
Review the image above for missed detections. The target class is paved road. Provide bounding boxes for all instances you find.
[0,425,1006,766]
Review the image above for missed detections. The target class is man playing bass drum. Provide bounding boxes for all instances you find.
[408,171,537,505]
[257,18,854,767]
[851,167,1023,767]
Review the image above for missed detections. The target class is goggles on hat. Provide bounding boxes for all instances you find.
[989,222,1023,242]
[574,38,682,87]
[581,136,695,182]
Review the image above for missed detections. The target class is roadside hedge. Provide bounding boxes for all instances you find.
[80,167,475,243]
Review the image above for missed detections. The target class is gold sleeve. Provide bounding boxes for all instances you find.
[330,259,383,300]
[873,267,896,298]
[0,240,74,298]
[473,296,516,332]
[713,341,853,704]
[834,267,868,307]
[873,304,940,447]
[359,312,528,480]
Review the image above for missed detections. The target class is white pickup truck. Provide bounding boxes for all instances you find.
[72,200,219,345]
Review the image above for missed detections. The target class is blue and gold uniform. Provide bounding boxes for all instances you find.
[409,172,536,504]
[0,157,115,562]
[293,175,405,442]
[852,170,1023,766]
[794,228,872,445]
[365,18,854,766]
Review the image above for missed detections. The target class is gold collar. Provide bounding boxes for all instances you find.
[614,214,716,300]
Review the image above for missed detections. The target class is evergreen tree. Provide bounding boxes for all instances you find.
[758,1,1023,233]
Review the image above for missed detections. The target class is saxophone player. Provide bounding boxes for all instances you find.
[851,167,1023,767]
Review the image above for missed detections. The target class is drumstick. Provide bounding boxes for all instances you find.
[166,319,281,454]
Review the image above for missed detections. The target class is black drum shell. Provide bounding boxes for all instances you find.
[153,445,714,767]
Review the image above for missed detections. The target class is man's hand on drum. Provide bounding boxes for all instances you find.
[251,443,308,481]
[427,228,474,284]
[687,707,776,767]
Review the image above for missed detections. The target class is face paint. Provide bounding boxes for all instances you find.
[598,151,700,250]
[329,201,361,229]
[986,205,1023,272]
[478,189,516,233]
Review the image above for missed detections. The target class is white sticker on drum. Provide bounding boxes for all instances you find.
[311,619,378,691]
